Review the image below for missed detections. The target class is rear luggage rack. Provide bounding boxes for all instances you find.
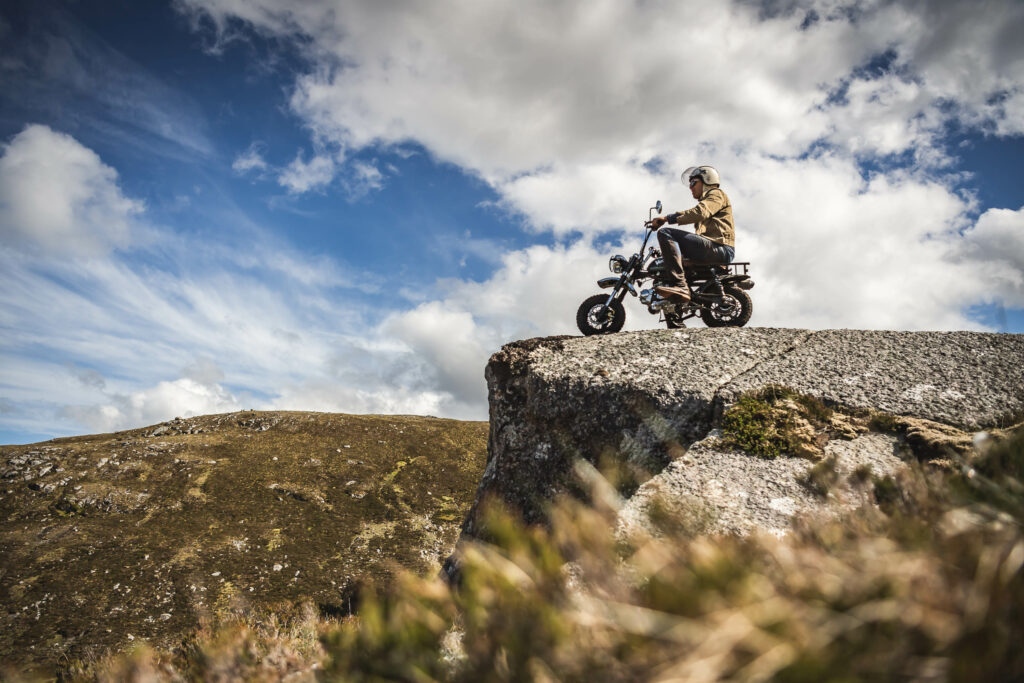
[684,261,750,277]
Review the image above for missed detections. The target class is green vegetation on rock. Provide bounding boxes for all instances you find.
[720,385,836,459]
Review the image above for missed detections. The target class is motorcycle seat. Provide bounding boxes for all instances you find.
[684,263,731,279]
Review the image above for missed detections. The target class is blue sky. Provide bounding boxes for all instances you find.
[2,0,1023,445]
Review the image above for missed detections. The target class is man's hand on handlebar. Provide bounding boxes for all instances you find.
[649,216,667,229]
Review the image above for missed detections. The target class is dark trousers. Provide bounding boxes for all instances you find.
[657,229,734,286]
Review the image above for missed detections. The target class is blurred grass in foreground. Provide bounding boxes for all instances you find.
[15,426,1024,682]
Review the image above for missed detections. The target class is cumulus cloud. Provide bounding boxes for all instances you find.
[179,0,1023,177]
[499,162,669,237]
[961,206,1024,306]
[0,124,144,256]
[722,153,984,329]
[63,376,242,434]
[373,239,651,417]
[382,303,487,404]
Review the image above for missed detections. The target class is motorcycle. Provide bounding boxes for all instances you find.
[576,200,754,335]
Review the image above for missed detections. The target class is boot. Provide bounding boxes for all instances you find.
[655,283,691,304]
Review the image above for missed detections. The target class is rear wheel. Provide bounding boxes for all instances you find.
[700,285,752,327]
[577,294,626,335]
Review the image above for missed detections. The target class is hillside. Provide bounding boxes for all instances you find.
[0,411,488,677]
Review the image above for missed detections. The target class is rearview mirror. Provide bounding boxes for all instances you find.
[655,200,662,214]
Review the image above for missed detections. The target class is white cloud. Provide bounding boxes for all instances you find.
[341,160,385,199]
[178,0,1023,178]
[824,75,935,159]
[889,0,1024,127]
[961,206,1024,306]
[232,142,269,175]
[0,124,144,256]
[278,151,337,194]
[722,153,984,330]
[381,303,490,409]
[498,162,668,237]
[63,376,242,434]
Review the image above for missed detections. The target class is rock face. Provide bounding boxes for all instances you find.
[459,328,1024,541]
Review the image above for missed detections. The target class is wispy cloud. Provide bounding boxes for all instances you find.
[232,142,270,175]
[0,1,215,160]
[0,126,396,438]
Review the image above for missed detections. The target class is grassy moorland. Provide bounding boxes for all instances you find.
[0,412,488,679]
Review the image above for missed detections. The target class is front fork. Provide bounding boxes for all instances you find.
[597,275,636,318]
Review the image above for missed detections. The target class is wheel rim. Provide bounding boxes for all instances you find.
[708,294,741,322]
[588,304,613,330]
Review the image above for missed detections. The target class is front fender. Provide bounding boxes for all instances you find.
[597,276,638,297]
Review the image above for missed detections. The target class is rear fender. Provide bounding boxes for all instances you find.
[723,274,754,290]
[722,274,751,285]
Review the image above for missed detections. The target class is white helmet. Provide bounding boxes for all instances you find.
[681,165,721,187]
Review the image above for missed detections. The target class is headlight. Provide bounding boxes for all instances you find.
[609,255,628,274]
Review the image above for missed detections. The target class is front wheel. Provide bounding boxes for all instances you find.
[577,294,625,335]
[700,285,752,327]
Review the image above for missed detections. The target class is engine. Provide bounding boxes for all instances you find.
[640,288,674,313]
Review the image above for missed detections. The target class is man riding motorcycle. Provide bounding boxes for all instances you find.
[649,165,735,304]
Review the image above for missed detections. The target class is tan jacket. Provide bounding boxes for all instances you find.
[668,186,735,248]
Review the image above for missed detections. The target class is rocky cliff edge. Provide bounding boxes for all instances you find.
[457,328,1024,545]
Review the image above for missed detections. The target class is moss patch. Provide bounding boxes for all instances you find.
[720,386,843,459]
[0,411,488,678]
